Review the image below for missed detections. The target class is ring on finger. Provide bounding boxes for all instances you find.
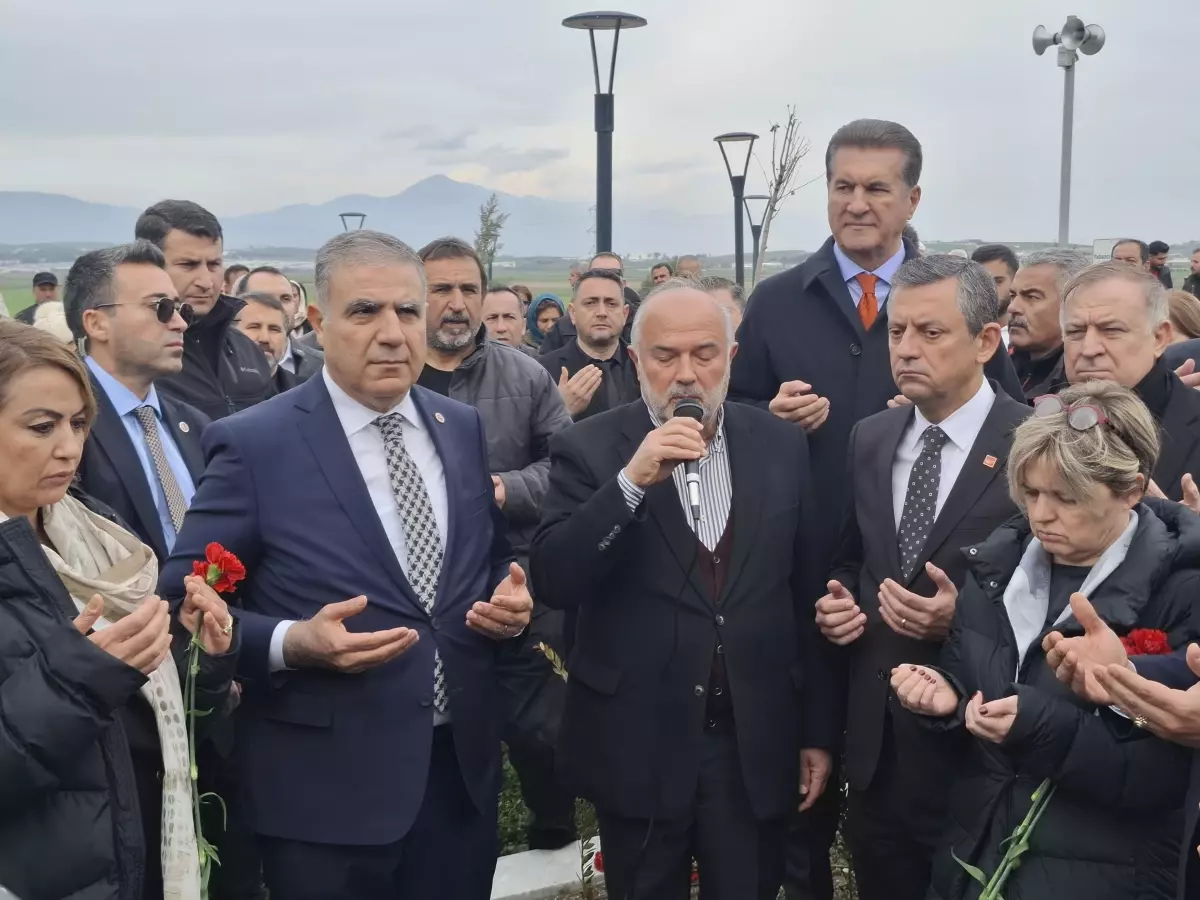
[221,617,234,636]
[901,617,908,629]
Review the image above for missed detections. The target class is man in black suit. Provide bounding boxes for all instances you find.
[729,118,1023,900]
[532,280,836,900]
[538,251,638,352]
[538,269,639,421]
[1061,261,1200,502]
[814,255,1029,900]
[65,241,209,562]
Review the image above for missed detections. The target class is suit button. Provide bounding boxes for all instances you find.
[712,556,721,564]
[694,685,706,697]
[715,615,725,626]
[716,644,724,655]
[420,697,433,708]
[877,669,888,681]
[713,686,723,696]
[431,617,440,631]
[850,343,862,356]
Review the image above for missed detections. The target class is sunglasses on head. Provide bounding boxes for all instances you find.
[1033,394,1109,431]
[94,298,194,325]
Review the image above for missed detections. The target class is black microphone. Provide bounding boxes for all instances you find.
[672,399,705,525]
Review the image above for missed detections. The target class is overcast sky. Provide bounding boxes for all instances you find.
[2,0,1196,250]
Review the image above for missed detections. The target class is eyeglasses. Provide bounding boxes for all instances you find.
[93,298,193,325]
[1033,394,1110,431]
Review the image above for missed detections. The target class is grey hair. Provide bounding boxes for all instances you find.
[314,230,425,312]
[632,278,736,348]
[1020,248,1092,297]
[63,240,167,341]
[890,255,999,336]
[1008,380,1158,509]
[826,119,923,188]
[1061,260,1170,330]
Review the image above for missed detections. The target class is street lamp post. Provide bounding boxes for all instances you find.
[1033,16,1105,246]
[714,133,759,288]
[563,11,647,254]
[743,193,769,286]
[339,212,366,231]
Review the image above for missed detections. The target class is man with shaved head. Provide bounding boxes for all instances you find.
[532,280,836,900]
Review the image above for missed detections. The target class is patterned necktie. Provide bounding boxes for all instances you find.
[897,425,949,581]
[375,412,448,712]
[855,272,879,330]
[133,406,188,532]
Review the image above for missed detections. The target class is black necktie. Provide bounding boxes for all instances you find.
[897,425,949,580]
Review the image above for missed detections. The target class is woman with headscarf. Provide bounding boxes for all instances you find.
[524,292,565,354]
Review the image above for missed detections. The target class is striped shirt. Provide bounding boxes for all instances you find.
[617,406,732,551]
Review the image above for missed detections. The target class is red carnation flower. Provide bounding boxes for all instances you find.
[1120,628,1171,657]
[191,542,246,594]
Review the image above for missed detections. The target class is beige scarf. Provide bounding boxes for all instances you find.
[21,495,201,900]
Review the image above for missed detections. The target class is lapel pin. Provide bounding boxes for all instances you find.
[179,421,190,434]
[434,412,446,424]
[983,455,997,469]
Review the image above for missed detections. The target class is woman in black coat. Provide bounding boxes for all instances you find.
[894,382,1200,900]
[0,321,239,900]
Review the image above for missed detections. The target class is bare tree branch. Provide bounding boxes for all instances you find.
[752,106,812,286]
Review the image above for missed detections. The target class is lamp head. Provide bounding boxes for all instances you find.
[562,11,647,30]
[1059,15,1086,50]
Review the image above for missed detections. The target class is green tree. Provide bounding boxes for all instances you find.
[473,192,510,282]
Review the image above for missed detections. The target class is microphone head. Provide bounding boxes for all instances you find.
[672,399,705,422]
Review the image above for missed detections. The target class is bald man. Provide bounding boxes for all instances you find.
[532,280,836,900]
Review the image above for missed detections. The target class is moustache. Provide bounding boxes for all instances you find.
[1008,317,1028,330]
[439,314,471,327]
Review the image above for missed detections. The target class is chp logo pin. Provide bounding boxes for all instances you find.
[434,412,446,424]
[179,421,191,434]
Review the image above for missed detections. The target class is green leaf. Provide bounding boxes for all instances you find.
[951,848,990,887]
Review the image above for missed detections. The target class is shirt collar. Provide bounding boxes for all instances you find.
[907,378,995,454]
[322,367,425,438]
[85,356,162,420]
[832,241,907,287]
[647,403,727,455]
[280,339,295,369]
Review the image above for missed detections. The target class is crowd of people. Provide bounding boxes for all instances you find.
[2,116,1200,900]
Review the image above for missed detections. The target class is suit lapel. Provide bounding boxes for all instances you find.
[874,409,912,580]
[720,405,761,607]
[158,396,206,482]
[907,394,1016,587]
[1153,381,1200,497]
[87,374,167,559]
[618,404,712,612]
[808,240,866,339]
[294,378,426,617]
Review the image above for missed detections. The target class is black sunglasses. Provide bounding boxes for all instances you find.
[94,298,194,325]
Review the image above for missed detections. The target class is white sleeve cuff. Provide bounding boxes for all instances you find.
[269,620,297,672]
[617,469,646,513]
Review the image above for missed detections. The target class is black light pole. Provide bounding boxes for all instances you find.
[563,11,647,253]
[743,193,769,286]
[339,212,366,231]
[714,132,759,288]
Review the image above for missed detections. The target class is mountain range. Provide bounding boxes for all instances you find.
[0,176,816,257]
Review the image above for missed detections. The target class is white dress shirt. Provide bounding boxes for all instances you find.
[268,369,448,672]
[891,379,995,531]
[278,340,296,375]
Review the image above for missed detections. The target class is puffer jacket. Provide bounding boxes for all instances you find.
[0,512,239,900]
[928,500,1200,900]
[446,329,571,558]
[156,294,274,421]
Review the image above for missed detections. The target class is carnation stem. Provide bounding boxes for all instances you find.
[187,611,208,893]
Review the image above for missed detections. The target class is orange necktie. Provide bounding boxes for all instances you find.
[855,273,879,330]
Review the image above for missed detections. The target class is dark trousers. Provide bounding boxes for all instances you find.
[782,758,840,900]
[498,604,576,849]
[845,720,944,900]
[596,730,785,900]
[258,726,498,900]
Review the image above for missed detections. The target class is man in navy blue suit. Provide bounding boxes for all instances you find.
[160,230,533,900]
[1044,592,1200,899]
